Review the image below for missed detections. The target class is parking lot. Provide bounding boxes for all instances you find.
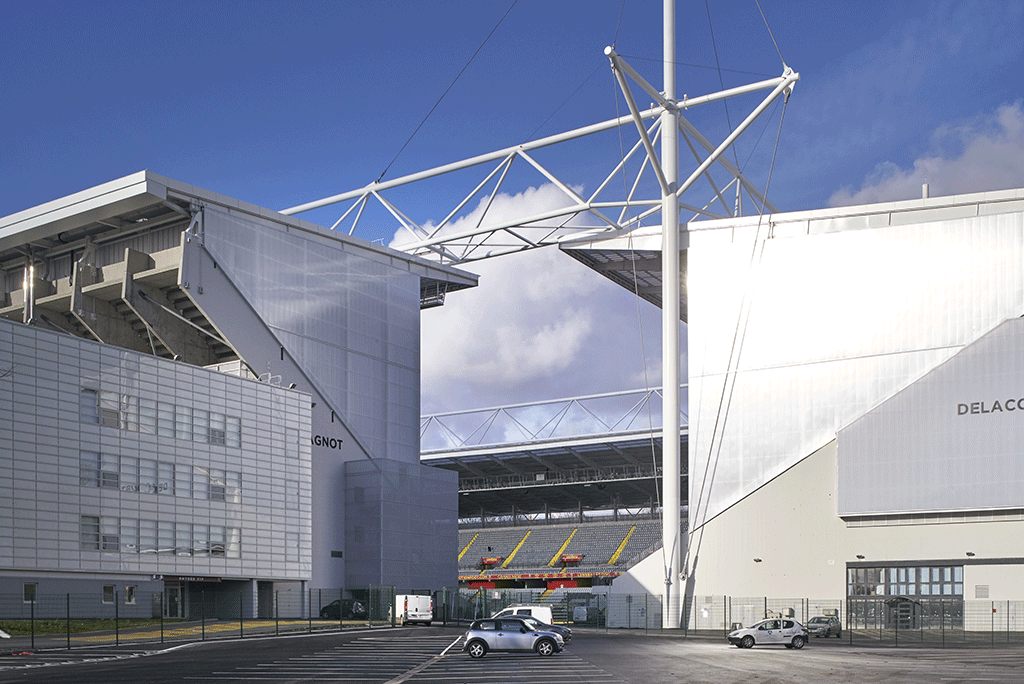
[3,626,1024,684]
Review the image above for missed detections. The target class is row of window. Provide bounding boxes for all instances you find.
[23,583,137,605]
[80,451,242,503]
[848,566,964,597]
[80,515,241,558]
[80,388,242,447]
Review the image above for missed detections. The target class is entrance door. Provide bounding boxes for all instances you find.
[165,584,183,618]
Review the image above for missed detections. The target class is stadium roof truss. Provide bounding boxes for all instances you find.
[421,388,688,520]
[281,57,799,310]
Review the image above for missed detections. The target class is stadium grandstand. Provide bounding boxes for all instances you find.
[420,388,687,589]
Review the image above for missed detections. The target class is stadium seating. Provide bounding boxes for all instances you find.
[459,518,664,576]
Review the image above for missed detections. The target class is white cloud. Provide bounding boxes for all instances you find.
[828,101,1024,206]
[405,183,667,413]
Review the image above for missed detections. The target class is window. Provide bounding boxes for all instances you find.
[139,519,157,554]
[193,524,210,557]
[210,526,226,556]
[848,565,964,598]
[119,456,139,493]
[174,463,191,498]
[125,586,136,605]
[226,416,241,448]
[158,520,175,555]
[101,517,120,552]
[23,584,36,603]
[139,398,158,435]
[120,518,139,553]
[192,467,210,500]
[193,409,209,443]
[209,412,227,445]
[157,401,175,437]
[99,391,121,427]
[102,585,115,604]
[81,515,100,550]
[158,461,175,495]
[226,471,242,504]
[176,523,192,556]
[208,468,226,502]
[226,527,241,558]
[175,405,192,441]
[79,388,99,424]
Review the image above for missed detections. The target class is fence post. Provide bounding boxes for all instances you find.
[992,601,995,647]
[894,600,898,648]
[202,591,206,641]
[115,589,119,646]
[66,593,71,650]
[941,600,944,648]
[160,592,164,644]
[275,591,279,636]
[240,592,244,638]
[30,596,34,651]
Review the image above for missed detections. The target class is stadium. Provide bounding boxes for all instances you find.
[2,1,1022,634]
[426,184,1024,633]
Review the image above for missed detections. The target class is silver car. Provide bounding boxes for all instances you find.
[463,617,565,658]
[728,618,808,649]
[806,615,841,638]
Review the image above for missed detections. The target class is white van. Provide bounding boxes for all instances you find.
[396,594,433,625]
[491,605,554,624]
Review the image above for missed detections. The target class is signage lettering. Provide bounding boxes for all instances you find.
[957,398,1023,415]
[312,435,344,449]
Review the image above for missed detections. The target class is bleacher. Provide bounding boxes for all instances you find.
[459,519,663,580]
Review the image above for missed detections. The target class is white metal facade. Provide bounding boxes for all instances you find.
[681,188,1024,600]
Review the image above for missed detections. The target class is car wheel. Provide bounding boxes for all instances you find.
[740,635,755,649]
[535,638,556,656]
[467,641,487,658]
[791,636,805,650]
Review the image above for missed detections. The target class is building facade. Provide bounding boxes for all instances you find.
[683,188,1024,612]
[0,172,475,617]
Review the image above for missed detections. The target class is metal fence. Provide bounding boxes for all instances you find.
[0,586,401,651]
[5,589,1023,651]
[448,589,1024,646]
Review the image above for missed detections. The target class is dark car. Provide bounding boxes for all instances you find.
[519,614,572,643]
[319,598,367,619]
[463,617,564,658]
[806,615,841,638]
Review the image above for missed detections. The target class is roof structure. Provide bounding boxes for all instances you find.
[0,171,477,356]
[421,388,687,522]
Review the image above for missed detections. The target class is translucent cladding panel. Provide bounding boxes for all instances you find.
[838,317,1024,515]
[688,213,1024,525]
[202,209,421,462]
[343,459,457,589]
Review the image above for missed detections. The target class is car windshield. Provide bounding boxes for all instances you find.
[809,617,827,623]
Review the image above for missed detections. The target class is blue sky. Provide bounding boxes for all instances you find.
[3,0,1024,413]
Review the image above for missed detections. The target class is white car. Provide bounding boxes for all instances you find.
[727,618,808,649]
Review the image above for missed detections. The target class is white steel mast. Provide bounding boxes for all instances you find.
[659,0,682,629]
